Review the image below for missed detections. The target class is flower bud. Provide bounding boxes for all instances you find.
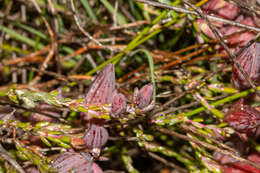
[83,123,109,150]
[134,83,154,109]
[112,92,126,117]
[85,63,115,105]
[224,99,260,135]
[232,42,260,90]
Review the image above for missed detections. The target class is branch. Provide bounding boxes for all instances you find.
[0,143,25,173]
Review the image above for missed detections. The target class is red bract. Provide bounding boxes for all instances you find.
[215,2,240,20]
[134,83,154,109]
[112,92,126,117]
[224,99,260,135]
[223,16,256,47]
[232,42,260,90]
[85,63,115,105]
[83,123,109,150]
[202,0,240,20]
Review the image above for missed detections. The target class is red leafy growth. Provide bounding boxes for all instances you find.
[214,2,240,20]
[83,123,109,150]
[112,92,126,117]
[202,0,227,11]
[222,152,260,173]
[134,83,154,109]
[52,151,103,173]
[85,63,115,105]
[197,0,257,49]
[232,42,260,90]
[202,0,240,20]
[224,99,260,135]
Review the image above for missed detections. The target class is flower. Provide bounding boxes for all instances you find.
[111,92,126,117]
[134,83,154,109]
[232,42,260,90]
[224,99,260,135]
[83,123,109,150]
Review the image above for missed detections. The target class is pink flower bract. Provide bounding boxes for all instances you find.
[85,63,115,105]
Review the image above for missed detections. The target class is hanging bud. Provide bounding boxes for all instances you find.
[111,92,126,117]
[232,42,260,90]
[83,123,109,150]
[52,152,93,173]
[224,99,260,135]
[134,83,154,109]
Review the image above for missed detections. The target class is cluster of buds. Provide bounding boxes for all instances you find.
[51,63,154,172]
[224,98,260,137]
[2,63,154,172]
[81,63,154,156]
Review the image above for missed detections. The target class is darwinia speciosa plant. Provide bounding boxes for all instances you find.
[52,63,154,172]
[2,0,260,172]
